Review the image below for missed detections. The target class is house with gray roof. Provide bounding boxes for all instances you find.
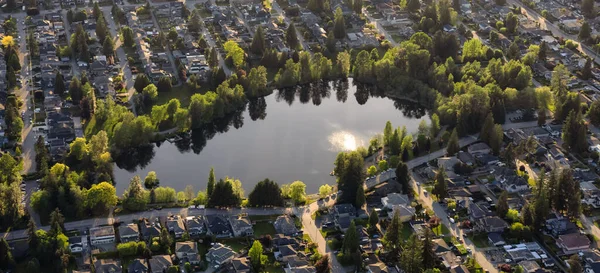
[229,215,254,237]
[175,241,201,265]
[185,215,207,237]
[119,223,140,243]
[477,216,508,233]
[90,226,115,246]
[231,257,251,273]
[206,243,236,266]
[149,255,173,273]
[275,245,297,261]
[274,215,299,236]
[381,193,410,209]
[127,258,148,273]
[166,215,186,238]
[140,218,161,241]
[94,259,122,273]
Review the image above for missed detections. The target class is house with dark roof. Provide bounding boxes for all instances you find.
[231,257,251,272]
[275,245,298,261]
[367,262,389,273]
[546,218,578,237]
[229,216,254,237]
[118,223,140,243]
[94,259,122,273]
[432,239,451,254]
[175,241,201,265]
[272,234,301,249]
[127,258,148,273]
[450,265,470,273]
[166,215,186,238]
[487,233,506,246]
[556,233,590,254]
[140,218,161,241]
[185,215,206,237]
[335,214,352,232]
[477,217,508,233]
[148,255,172,273]
[274,215,299,236]
[206,243,236,267]
[381,193,410,209]
[206,215,233,238]
[468,142,491,155]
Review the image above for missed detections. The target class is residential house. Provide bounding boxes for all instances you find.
[487,233,506,246]
[118,223,140,243]
[272,234,301,249]
[367,262,389,273]
[457,151,476,166]
[450,265,470,273]
[166,215,186,238]
[274,215,299,236]
[231,257,251,273]
[476,217,508,233]
[149,255,173,273]
[94,259,122,273]
[432,239,451,254]
[175,241,201,265]
[388,205,416,222]
[206,243,236,267]
[468,202,490,222]
[468,143,491,155]
[140,218,161,241]
[89,226,115,246]
[333,203,356,231]
[128,259,148,273]
[556,233,590,254]
[206,215,233,238]
[518,261,541,273]
[546,218,578,237]
[335,214,352,232]
[275,245,298,261]
[229,215,254,237]
[185,216,206,237]
[381,193,410,209]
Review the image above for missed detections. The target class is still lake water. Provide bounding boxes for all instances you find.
[113,80,430,194]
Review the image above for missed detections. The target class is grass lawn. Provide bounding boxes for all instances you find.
[253,222,276,237]
[467,233,490,248]
[155,84,211,107]
[432,224,450,237]
[217,238,249,253]
[455,244,467,255]
[248,215,280,221]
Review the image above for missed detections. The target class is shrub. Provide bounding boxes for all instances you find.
[117,241,146,257]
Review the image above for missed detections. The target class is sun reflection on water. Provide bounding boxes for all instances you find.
[328,131,363,152]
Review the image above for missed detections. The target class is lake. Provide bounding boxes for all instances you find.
[113,79,430,194]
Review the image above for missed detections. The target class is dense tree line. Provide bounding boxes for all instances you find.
[334,151,365,207]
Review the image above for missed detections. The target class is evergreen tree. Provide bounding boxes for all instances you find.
[421,228,436,269]
[490,124,504,155]
[342,221,359,254]
[6,66,16,89]
[157,76,172,93]
[538,41,547,61]
[49,208,65,236]
[384,210,401,255]
[395,161,411,195]
[589,100,600,126]
[8,53,20,71]
[384,121,393,146]
[446,129,459,156]
[103,36,115,58]
[122,26,135,47]
[520,203,534,226]
[250,26,266,55]
[26,217,39,252]
[480,113,494,145]
[389,129,402,155]
[582,0,595,18]
[209,47,219,68]
[368,208,379,231]
[407,0,420,12]
[333,8,346,39]
[400,234,423,273]
[355,185,366,208]
[582,58,592,80]
[54,71,65,96]
[285,24,300,50]
[69,76,83,103]
[96,15,109,43]
[497,191,509,218]
[433,167,448,199]
[579,21,592,40]
[353,0,363,14]
[134,74,151,93]
[207,167,215,197]
[0,237,15,268]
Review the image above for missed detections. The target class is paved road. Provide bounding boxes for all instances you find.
[509,0,600,66]
[364,11,398,47]
[103,8,136,101]
[293,197,345,272]
[411,171,499,273]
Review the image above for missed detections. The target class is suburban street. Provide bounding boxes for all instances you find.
[410,171,499,273]
[271,0,310,51]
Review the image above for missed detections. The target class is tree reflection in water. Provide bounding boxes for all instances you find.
[114,79,427,171]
